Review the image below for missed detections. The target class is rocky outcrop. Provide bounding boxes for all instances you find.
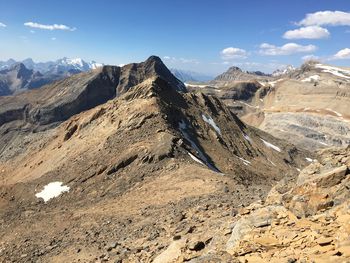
[225,145,350,262]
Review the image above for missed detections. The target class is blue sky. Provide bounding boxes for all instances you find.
[0,0,350,75]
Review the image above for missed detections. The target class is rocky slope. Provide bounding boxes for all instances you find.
[151,145,350,262]
[0,57,309,262]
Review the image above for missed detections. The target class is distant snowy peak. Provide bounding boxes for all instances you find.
[54,57,104,72]
[0,58,103,73]
[272,65,296,77]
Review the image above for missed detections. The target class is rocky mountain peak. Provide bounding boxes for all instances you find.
[227,66,243,73]
[11,63,33,78]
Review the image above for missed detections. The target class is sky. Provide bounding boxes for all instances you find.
[0,0,350,75]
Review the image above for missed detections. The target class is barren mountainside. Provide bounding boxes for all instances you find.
[0,56,312,262]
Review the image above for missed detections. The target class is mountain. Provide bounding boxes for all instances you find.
[212,66,271,84]
[0,57,103,73]
[170,68,213,82]
[241,61,350,151]
[0,56,309,262]
[272,65,296,77]
[0,59,16,70]
[0,63,58,96]
[0,58,104,96]
[190,61,350,151]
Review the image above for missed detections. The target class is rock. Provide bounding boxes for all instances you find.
[226,205,287,254]
[316,165,348,188]
[153,239,186,263]
[173,235,181,241]
[316,237,333,246]
[106,241,118,251]
[188,241,205,251]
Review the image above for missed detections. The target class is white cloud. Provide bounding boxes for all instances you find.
[0,22,6,28]
[283,26,329,39]
[302,54,319,61]
[51,37,57,41]
[259,42,317,56]
[221,47,248,60]
[24,22,76,31]
[298,11,350,26]
[332,48,350,60]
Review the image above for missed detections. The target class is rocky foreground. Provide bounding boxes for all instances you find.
[150,146,350,263]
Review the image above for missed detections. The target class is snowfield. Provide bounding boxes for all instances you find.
[301,75,320,82]
[35,182,70,202]
[315,64,350,80]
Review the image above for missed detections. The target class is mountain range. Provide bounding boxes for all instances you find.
[0,57,103,73]
[0,56,312,262]
[187,61,350,151]
[0,58,103,96]
[0,56,350,262]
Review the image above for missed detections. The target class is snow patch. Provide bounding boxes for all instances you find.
[315,64,350,79]
[305,157,313,162]
[188,152,205,165]
[238,157,251,166]
[258,81,266,87]
[202,114,221,135]
[184,83,211,88]
[179,120,220,172]
[35,182,70,202]
[268,78,284,87]
[301,75,320,82]
[326,108,342,117]
[243,133,252,143]
[268,159,276,166]
[319,141,328,146]
[260,138,281,152]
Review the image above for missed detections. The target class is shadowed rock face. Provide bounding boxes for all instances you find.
[0,63,55,96]
[0,57,309,262]
[0,56,185,126]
